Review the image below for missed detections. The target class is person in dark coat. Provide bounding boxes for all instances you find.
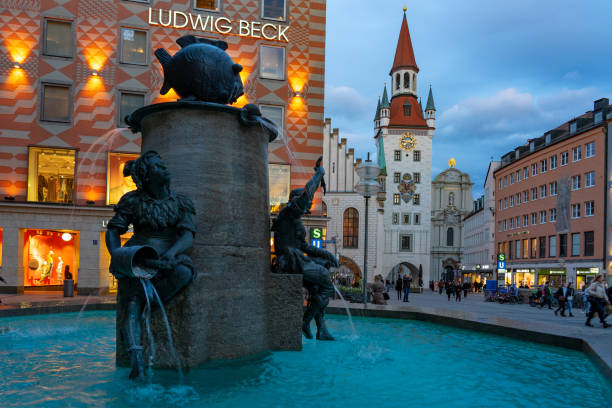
[446,281,453,301]
[439,280,445,295]
[463,282,470,298]
[455,281,462,302]
[402,274,412,302]
[395,276,403,300]
[554,283,569,317]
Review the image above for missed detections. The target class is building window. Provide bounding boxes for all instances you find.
[119,92,145,127]
[402,213,411,224]
[585,171,595,188]
[550,155,557,169]
[560,151,568,166]
[594,111,603,124]
[509,196,514,207]
[343,208,359,248]
[516,170,521,182]
[413,194,420,205]
[510,173,514,184]
[120,28,147,65]
[531,212,537,225]
[446,228,454,246]
[503,220,507,231]
[514,240,520,259]
[194,0,220,11]
[540,159,547,173]
[559,234,567,257]
[413,150,421,162]
[260,105,284,137]
[392,213,399,224]
[531,163,537,176]
[262,0,286,20]
[538,237,546,259]
[550,181,557,196]
[523,214,528,227]
[413,172,420,184]
[23,229,79,287]
[572,146,582,162]
[571,233,580,256]
[27,147,76,203]
[504,176,508,187]
[584,231,594,256]
[403,72,410,89]
[498,200,502,211]
[393,194,400,205]
[509,218,514,229]
[394,150,401,161]
[393,172,401,183]
[504,198,508,209]
[499,179,502,190]
[516,193,521,205]
[539,185,546,198]
[268,163,291,213]
[523,238,529,259]
[523,190,529,203]
[523,167,528,179]
[260,45,286,80]
[395,73,400,90]
[549,236,557,257]
[400,234,413,251]
[571,175,581,190]
[530,238,537,259]
[498,222,502,232]
[571,203,580,219]
[586,142,595,158]
[403,101,411,116]
[531,187,537,200]
[414,213,420,225]
[585,201,594,217]
[41,84,71,122]
[549,208,557,222]
[107,152,139,205]
[570,122,577,134]
[538,210,546,224]
[43,19,73,57]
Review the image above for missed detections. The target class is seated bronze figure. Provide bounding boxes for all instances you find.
[105,151,196,379]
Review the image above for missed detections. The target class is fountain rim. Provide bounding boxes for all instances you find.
[125,101,277,142]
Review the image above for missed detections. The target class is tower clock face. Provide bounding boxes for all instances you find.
[400,132,417,152]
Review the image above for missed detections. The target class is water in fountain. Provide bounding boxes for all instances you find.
[139,279,156,377]
[332,284,356,337]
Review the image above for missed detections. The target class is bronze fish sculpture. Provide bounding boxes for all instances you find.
[154,35,244,104]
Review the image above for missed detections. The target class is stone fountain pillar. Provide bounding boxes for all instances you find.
[115,102,302,369]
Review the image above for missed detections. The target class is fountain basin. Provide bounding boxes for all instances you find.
[1,311,611,408]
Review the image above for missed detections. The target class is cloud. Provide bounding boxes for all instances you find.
[324,85,371,121]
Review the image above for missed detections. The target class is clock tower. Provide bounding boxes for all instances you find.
[374,8,435,287]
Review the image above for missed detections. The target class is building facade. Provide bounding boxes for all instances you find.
[374,10,435,285]
[430,163,473,281]
[0,0,327,294]
[494,98,610,289]
[461,161,500,281]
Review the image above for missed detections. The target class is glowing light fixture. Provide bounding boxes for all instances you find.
[92,70,99,76]
[13,62,21,69]
[61,232,73,242]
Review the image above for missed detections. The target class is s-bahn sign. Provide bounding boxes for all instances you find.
[148,8,290,42]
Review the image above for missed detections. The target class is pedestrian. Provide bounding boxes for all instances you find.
[566,282,575,317]
[455,281,462,302]
[463,281,469,298]
[585,274,610,328]
[539,281,552,309]
[0,272,5,304]
[402,273,412,302]
[439,280,445,295]
[554,283,569,317]
[395,276,403,300]
[446,281,453,301]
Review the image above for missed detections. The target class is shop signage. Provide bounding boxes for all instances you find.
[311,228,323,239]
[498,253,505,261]
[550,270,565,274]
[497,260,506,270]
[515,269,531,273]
[590,267,600,274]
[482,264,490,269]
[310,238,322,248]
[147,8,290,42]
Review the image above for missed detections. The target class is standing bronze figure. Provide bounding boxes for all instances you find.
[272,157,338,340]
[105,151,196,379]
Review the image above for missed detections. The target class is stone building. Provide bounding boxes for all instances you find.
[430,162,473,281]
[461,161,500,282]
[0,0,327,294]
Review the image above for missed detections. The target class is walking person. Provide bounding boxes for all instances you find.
[438,280,445,295]
[539,281,552,309]
[585,274,610,328]
[446,281,453,301]
[455,281,462,302]
[554,283,569,317]
[395,276,403,300]
[566,282,575,317]
[402,273,412,302]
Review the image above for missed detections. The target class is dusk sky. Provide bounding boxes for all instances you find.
[323,0,612,196]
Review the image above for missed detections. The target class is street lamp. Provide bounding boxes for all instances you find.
[356,153,381,305]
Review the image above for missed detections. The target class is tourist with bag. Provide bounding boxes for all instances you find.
[554,283,568,317]
[585,274,610,328]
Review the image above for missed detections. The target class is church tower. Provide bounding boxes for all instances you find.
[374,8,434,286]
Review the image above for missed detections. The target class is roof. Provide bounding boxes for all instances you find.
[381,84,390,108]
[425,85,436,111]
[389,11,419,75]
[376,129,387,175]
[389,95,428,127]
[374,97,380,121]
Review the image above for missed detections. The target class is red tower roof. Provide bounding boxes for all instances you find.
[390,12,419,75]
[389,95,428,127]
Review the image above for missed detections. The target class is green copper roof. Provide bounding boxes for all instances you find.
[381,84,390,108]
[426,84,436,111]
[374,97,381,121]
[377,132,387,176]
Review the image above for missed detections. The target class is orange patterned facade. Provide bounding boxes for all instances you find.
[0,0,326,294]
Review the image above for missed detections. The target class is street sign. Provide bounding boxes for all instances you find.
[311,228,323,239]
[310,238,322,248]
[497,260,506,270]
[498,253,506,261]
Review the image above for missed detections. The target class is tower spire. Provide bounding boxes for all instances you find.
[390,9,419,75]
[426,83,436,111]
[381,83,390,108]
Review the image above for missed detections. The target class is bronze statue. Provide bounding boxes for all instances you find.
[272,157,338,340]
[105,151,196,379]
[154,35,244,104]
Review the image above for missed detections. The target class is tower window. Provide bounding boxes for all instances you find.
[403,101,411,116]
[403,72,410,89]
[395,73,400,90]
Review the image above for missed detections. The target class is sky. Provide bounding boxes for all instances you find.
[323,0,612,196]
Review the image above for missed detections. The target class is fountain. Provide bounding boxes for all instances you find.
[107,35,304,375]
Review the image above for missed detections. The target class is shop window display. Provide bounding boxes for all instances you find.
[27,147,75,203]
[269,164,290,213]
[24,229,78,287]
[107,153,139,205]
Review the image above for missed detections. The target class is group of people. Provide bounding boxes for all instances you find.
[394,274,413,303]
[438,281,471,302]
[435,280,484,295]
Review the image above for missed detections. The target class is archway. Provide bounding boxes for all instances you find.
[387,262,419,285]
[441,258,459,281]
[338,255,362,287]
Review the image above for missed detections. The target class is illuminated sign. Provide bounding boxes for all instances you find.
[311,227,323,239]
[497,260,506,270]
[310,239,322,248]
[148,8,290,42]
[497,253,506,261]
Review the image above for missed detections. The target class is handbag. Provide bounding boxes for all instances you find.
[606,303,612,315]
[558,296,566,302]
[383,292,390,300]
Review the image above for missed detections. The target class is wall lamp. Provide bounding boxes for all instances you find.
[13,62,21,69]
[92,70,99,76]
